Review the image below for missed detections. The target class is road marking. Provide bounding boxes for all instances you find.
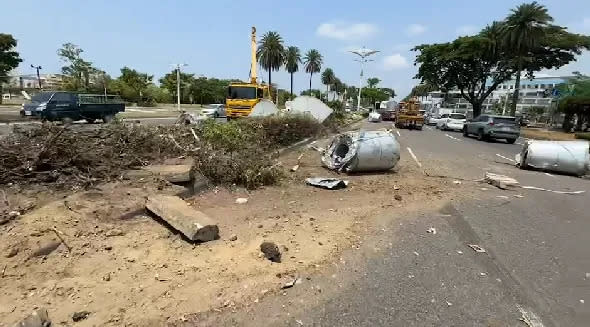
[407,147,422,168]
[515,142,523,145]
[517,305,545,327]
[544,172,555,177]
[496,153,515,163]
[444,133,461,141]
[424,126,433,130]
[396,130,401,137]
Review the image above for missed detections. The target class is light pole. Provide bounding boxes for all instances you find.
[30,64,42,89]
[349,47,379,111]
[171,63,188,111]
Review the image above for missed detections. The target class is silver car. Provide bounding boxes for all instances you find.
[463,114,520,143]
[201,104,226,118]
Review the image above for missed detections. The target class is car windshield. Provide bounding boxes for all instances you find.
[30,92,53,103]
[228,87,257,99]
[450,113,466,119]
[492,117,516,124]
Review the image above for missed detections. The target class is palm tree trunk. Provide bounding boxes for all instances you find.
[326,85,329,102]
[290,73,293,98]
[268,70,272,100]
[309,73,312,93]
[510,57,522,116]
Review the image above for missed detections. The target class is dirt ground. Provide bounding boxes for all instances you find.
[521,127,576,140]
[0,131,460,326]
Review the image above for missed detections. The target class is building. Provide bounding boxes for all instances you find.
[2,73,65,90]
[423,75,572,115]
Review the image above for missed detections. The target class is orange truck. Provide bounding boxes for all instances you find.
[395,98,424,130]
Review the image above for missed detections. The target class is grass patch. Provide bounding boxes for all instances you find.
[521,128,576,141]
[574,132,590,140]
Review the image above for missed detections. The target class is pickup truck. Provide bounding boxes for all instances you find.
[20,91,125,123]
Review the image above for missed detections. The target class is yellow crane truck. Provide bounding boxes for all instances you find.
[225,27,269,119]
[395,97,424,130]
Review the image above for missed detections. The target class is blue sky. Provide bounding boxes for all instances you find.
[2,0,589,98]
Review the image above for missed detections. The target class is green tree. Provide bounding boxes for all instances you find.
[117,67,153,103]
[0,34,22,104]
[285,46,301,98]
[159,70,195,103]
[57,43,95,91]
[362,87,390,105]
[257,31,285,95]
[409,83,437,97]
[300,89,321,99]
[555,76,590,131]
[501,1,553,115]
[332,78,346,96]
[303,49,322,93]
[320,68,336,100]
[367,77,381,88]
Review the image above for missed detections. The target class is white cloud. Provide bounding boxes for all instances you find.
[316,22,378,41]
[405,24,427,36]
[455,25,478,36]
[383,54,410,70]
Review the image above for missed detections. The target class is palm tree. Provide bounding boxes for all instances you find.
[367,77,381,88]
[257,31,286,96]
[285,46,301,98]
[303,49,323,93]
[321,68,335,101]
[501,1,553,115]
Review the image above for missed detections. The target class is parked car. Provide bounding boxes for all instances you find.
[432,113,450,127]
[463,114,520,143]
[201,104,226,118]
[20,91,125,123]
[437,113,466,131]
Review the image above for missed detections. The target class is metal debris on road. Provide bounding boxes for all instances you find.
[321,130,400,173]
[426,227,437,234]
[305,178,349,190]
[516,140,590,176]
[413,251,420,256]
[235,198,248,204]
[467,244,486,253]
[289,96,333,123]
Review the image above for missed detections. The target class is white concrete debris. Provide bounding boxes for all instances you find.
[250,99,279,117]
[322,130,401,173]
[235,198,249,204]
[289,96,333,123]
[516,140,590,176]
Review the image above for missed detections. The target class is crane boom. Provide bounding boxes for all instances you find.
[250,26,257,84]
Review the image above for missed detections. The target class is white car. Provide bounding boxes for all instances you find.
[368,111,381,122]
[437,113,467,131]
[200,104,225,118]
[429,113,449,126]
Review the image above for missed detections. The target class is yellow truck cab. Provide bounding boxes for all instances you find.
[225,83,267,119]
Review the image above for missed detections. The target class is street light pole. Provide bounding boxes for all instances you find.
[30,65,42,89]
[349,47,379,111]
[171,63,188,112]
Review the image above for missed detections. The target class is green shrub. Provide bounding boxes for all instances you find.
[574,132,590,140]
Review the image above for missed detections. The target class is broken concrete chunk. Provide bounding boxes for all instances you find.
[72,311,91,322]
[306,178,348,190]
[142,164,193,183]
[146,195,219,242]
[12,308,50,327]
[484,172,519,190]
[105,228,125,237]
[260,241,281,263]
[235,198,248,204]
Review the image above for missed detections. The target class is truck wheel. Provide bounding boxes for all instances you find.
[103,114,115,123]
[62,117,74,126]
[506,138,516,144]
[86,118,95,124]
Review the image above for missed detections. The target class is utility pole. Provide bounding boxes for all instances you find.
[171,63,188,111]
[349,47,379,111]
[30,65,42,89]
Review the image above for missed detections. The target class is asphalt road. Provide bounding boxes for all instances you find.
[194,120,590,326]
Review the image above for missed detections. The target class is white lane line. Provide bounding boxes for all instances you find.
[515,142,523,145]
[496,153,515,163]
[396,130,401,137]
[407,147,422,168]
[544,172,555,177]
[444,133,461,141]
[517,305,545,327]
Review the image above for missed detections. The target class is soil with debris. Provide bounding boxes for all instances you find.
[0,130,465,326]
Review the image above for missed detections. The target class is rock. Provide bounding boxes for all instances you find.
[30,241,62,258]
[72,311,91,322]
[102,272,111,281]
[394,194,402,201]
[5,247,19,258]
[229,234,238,241]
[257,224,263,228]
[105,229,125,237]
[12,308,51,327]
[146,195,219,242]
[104,245,113,251]
[141,164,193,183]
[235,198,248,204]
[260,242,281,263]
